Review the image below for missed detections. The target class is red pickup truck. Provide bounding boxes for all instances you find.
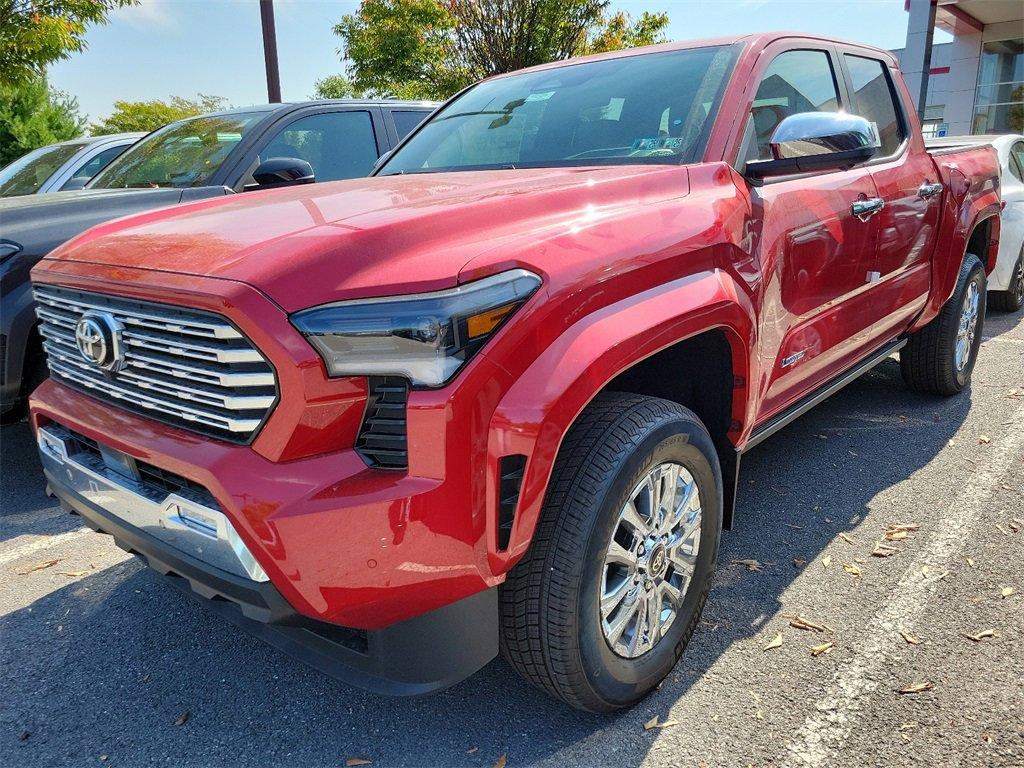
[29,33,1000,711]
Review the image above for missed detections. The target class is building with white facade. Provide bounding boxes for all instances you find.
[893,0,1022,137]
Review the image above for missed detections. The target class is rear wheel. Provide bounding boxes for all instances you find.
[499,393,722,712]
[900,253,986,396]
[989,250,1024,313]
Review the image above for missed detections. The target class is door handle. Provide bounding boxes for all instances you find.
[918,181,943,199]
[851,198,885,221]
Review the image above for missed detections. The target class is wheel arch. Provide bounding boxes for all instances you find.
[485,270,756,575]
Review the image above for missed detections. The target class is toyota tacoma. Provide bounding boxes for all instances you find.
[28,33,1000,711]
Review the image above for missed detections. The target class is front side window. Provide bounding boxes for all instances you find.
[90,111,266,189]
[379,45,737,175]
[845,54,905,157]
[258,111,378,182]
[747,49,841,160]
[0,141,89,197]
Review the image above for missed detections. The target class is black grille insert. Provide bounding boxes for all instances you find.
[356,377,409,469]
[497,454,526,551]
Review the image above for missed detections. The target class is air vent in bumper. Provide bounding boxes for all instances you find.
[356,377,409,469]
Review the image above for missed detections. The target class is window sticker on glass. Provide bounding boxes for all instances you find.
[526,91,555,102]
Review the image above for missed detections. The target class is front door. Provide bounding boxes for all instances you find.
[741,47,883,420]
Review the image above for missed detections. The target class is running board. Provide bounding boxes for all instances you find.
[744,338,907,452]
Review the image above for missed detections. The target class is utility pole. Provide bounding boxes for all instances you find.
[260,0,282,103]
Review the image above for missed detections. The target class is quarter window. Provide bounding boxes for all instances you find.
[844,54,906,157]
[259,111,379,183]
[748,50,841,160]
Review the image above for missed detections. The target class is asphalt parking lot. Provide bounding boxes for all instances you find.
[2,309,1022,768]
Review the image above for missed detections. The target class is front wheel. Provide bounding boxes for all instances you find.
[499,393,722,712]
[901,253,986,396]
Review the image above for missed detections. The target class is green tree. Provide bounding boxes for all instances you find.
[312,74,362,99]
[324,0,670,101]
[90,94,227,135]
[0,0,140,88]
[0,75,85,166]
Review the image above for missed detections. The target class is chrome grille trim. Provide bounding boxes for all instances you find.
[34,285,277,441]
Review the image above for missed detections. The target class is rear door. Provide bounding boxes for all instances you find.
[838,49,941,335]
[738,44,883,419]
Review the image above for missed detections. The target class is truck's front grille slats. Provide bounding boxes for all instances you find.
[33,285,277,442]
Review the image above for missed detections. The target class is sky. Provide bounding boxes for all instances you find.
[49,0,950,123]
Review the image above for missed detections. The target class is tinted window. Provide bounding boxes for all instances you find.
[380,46,737,175]
[748,50,841,160]
[845,55,905,156]
[259,110,378,182]
[1011,142,1024,182]
[61,143,130,189]
[392,110,429,139]
[0,141,89,197]
[91,111,266,188]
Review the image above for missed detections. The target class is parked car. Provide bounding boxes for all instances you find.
[0,99,435,417]
[28,33,1000,711]
[0,133,143,198]
[927,133,1024,312]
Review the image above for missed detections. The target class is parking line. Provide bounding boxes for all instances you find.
[780,403,1024,767]
[0,527,91,567]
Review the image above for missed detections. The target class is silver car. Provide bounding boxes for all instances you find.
[0,133,144,197]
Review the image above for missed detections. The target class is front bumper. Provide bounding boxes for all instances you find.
[37,422,498,695]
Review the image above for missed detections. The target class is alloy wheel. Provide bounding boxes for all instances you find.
[955,280,980,372]
[600,462,702,658]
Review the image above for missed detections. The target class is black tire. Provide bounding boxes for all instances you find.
[900,253,986,396]
[1,334,47,425]
[988,249,1024,313]
[499,392,722,712]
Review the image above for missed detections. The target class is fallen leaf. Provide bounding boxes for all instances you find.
[964,629,997,642]
[843,563,862,578]
[966,557,975,567]
[763,632,783,651]
[346,760,373,767]
[793,558,807,568]
[933,570,950,582]
[15,559,60,575]
[493,757,507,768]
[755,709,764,720]
[60,569,90,577]
[837,533,856,545]
[899,630,921,645]
[885,530,908,541]
[979,435,990,444]
[996,524,1010,535]
[898,722,919,732]
[788,615,830,633]
[466,747,479,755]
[732,559,763,572]
[656,719,679,728]
[898,681,934,695]
[872,543,901,558]
[810,641,834,656]
[643,716,659,731]
[1000,587,1016,599]
[821,555,832,568]
[784,523,804,529]
[174,710,189,726]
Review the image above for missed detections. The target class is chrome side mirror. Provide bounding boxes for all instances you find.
[746,112,881,181]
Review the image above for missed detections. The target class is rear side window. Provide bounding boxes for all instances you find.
[748,50,841,160]
[844,55,905,157]
[391,110,429,139]
[62,144,130,189]
[259,110,379,182]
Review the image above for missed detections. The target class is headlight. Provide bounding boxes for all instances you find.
[291,269,541,387]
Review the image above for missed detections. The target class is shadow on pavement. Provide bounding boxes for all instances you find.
[1,359,970,767]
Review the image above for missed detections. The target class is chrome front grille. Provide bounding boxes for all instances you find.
[33,284,277,441]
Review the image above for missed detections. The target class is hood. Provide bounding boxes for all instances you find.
[0,186,232,259]
[44,166,691,312]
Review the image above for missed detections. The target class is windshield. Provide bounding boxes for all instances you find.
[90,111,266,189]
[380,46,737,176]
[0,141,90,197]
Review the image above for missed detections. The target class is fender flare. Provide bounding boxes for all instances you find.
[483,269,756,574]
[913,172,1001,331]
